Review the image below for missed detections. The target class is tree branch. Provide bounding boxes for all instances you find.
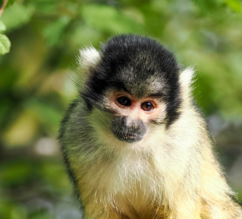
[0,0,8,18]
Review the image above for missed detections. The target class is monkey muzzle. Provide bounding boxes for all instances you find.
[111,116,147,143]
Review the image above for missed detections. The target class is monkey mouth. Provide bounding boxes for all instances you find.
[113,131,142,143]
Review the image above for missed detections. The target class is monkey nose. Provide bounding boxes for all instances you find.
[112,117,147,143]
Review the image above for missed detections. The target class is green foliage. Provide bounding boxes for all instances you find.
[0,160,34,187]
[225,0,241,12]
[192,0,241,12]
[192,0,221,11]
[1,4,34,31]
[0,14,11,55]
[25,98,63,133]
[81,4,144,34]
[0,20,6,31]
[40,161,70,189]
[0,33,10,54]
[0,202,27,219]
[43,16,71,46]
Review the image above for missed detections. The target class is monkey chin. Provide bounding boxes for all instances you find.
[112,131,143,143]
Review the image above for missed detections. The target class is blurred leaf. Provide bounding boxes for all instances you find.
[1,4,34,31]
[0,68,18,92]
[3,112,38,146]
[224,0,241,12]
[0,20,6,31]
[10,206,27,219]
[0,160,35,187]
[67,22,101,48]
[42,16,71,46]
[0,202,27,219]
[81,4,144,34]
[40,162,70,190]
[0,100,12,128]
[0,34,10,54]
[31,0,57,13]
[28,213,53,219]
[25,99,62,133]
[192,0,241,12]
[192,0,220,11]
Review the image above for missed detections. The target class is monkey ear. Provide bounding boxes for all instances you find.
[79,46,101,71]
[76,47,101,90]
[179,67,195,98]
[179,67,195,87]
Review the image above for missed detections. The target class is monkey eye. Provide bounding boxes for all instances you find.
[141,102,154,111]
[117,96,131,106]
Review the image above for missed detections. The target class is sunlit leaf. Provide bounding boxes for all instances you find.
[0,34,10,54]
[1,4,34,31]
[0,20,6,31]
[81,4,144,34]
[225,0,241,12]
[3,112,38,146]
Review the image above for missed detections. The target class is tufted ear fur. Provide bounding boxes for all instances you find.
[179,67,195,101]
[77,47,101,90]
[79,46,101,70]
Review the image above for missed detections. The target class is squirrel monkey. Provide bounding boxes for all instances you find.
[59,34,242,219]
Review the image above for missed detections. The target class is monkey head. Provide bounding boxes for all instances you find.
[79,35,181,144]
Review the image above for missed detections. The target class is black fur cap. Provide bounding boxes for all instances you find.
[82,34,181,126]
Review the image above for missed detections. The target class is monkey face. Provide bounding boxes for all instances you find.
[80,35,181,142]
[106,90,166,143]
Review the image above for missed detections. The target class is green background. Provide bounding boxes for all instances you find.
[0,0,242,218]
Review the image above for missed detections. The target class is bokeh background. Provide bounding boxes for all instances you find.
[0,0,242,218]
